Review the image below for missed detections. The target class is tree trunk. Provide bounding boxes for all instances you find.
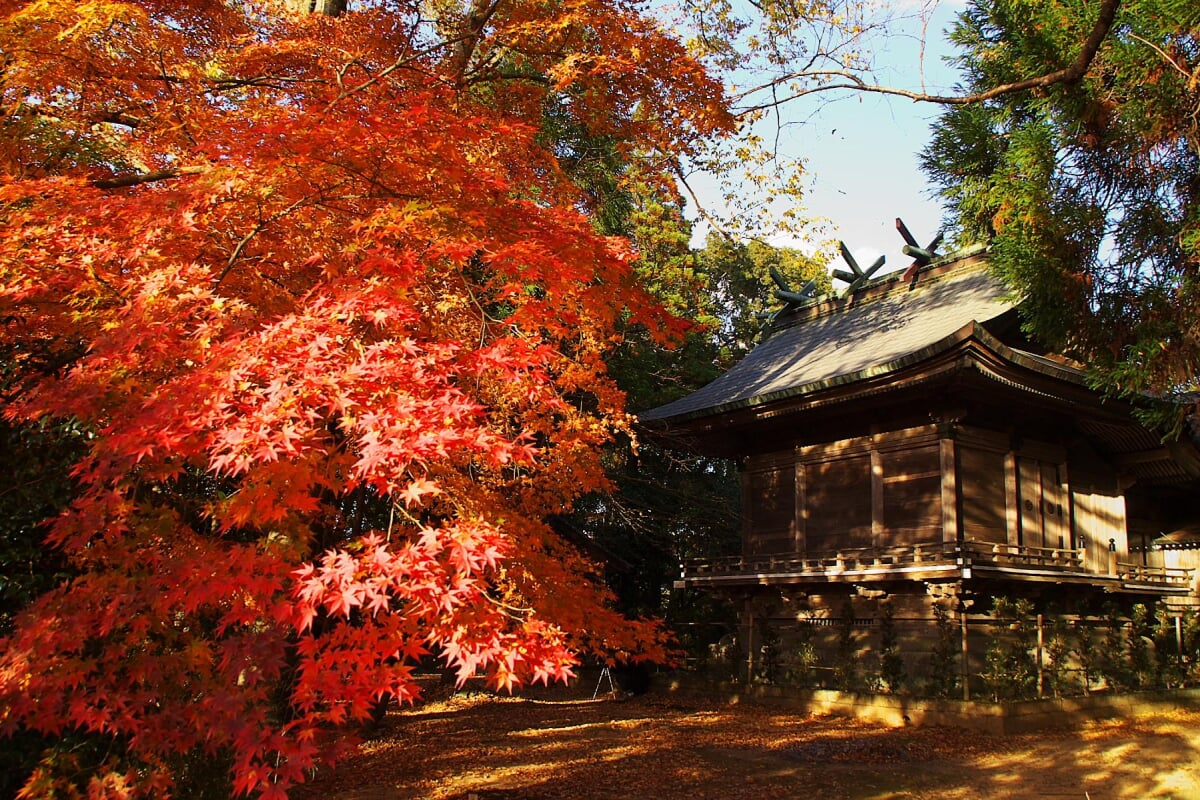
[287,0,347,17]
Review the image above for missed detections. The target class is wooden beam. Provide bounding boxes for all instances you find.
[795,459,807,555]
[1005,451,1020,548]
[871,449,884,548]
[941,439,959,544]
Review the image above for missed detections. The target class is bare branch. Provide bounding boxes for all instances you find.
[1128,32,1194,81]
[91,165,205,189]
[735,0,1120,114]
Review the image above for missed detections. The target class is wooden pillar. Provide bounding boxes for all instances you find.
[1004,451,1020,547]
[871,449,884,550]
[743,597,756,684]
[960,604,970,701]
[941,439,959,544]
[740,468,752,556]
[1177,615,1185,671]
[795,459,806,555]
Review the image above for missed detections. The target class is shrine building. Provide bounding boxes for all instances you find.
[638,242,1200,692]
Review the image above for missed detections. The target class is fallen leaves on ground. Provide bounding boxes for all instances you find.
[296,682,1200,799]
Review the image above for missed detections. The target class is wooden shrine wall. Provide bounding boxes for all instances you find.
[742,422,1132,560]
[743,425,944,557]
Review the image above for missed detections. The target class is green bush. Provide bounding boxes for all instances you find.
[833,597,858,691]
[981,597,1037,702]
[1044,614,1075,698]
[878,600,906,694]
[927,601,959,698]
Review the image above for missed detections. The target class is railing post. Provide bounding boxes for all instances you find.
[1108,538,1119,576]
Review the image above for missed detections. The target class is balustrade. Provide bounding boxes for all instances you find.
[682,541,1191,590]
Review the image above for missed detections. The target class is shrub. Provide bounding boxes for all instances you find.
[878,600,906,694]
[927,601,959,698]
[833,597,858,691]
[981,597,1037,702]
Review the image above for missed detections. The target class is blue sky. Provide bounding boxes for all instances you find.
[686,1,969,279]
[795,1,966,276]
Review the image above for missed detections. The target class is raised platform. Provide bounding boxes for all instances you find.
[677,542,1194,594]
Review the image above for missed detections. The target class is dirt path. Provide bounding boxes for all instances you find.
[297,687,1200,799]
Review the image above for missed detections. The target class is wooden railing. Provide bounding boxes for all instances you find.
[684,543,962,579]
[959,541,1084,569]
[682,542,1193,590]
[1120,562,1194,587]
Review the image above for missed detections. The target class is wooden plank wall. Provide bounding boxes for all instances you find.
[744,454,797,555]
[958,446,1007,544]
[740,424,1130,562]
[1071,490,1127,573]
[805,455,873,553]
[878,445,942,547]
[740,426,949,557]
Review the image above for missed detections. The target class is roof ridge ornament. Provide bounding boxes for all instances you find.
[754,265,822,331]
[769,264,821,307]
[832,242,885,295]
[896,218,944,284]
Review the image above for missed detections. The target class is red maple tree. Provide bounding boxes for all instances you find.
[0,0,731,795]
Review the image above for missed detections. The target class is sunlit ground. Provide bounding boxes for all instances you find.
[297,684,1200,799]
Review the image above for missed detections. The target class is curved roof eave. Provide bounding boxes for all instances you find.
[639,321,1086,429]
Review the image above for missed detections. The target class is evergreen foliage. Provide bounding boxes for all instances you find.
[1099,602,1133,690]
[878,600,906,694]
[1153,604,1187,688]
[927,601,960,698]
[922,0,1200,429]
[1044,614,1075,698]
[754,618,784,684]
[981,597,1038,701]
[1075,617,1100,693]
[833,597,859,691]
[790,621,819,688]
[1128,603,1156,689]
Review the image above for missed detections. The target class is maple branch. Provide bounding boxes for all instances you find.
[450,0,504,87]
[735,0,1120,113]
[91,166,205,189]
[95,111,144,129]
[325,37,460,108]
[673,163,736,241]
[480,590,536,619]
[213,185,349,289]
[209,75,319,92]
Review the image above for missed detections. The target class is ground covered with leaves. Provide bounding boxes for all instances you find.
[297,681,1200,799]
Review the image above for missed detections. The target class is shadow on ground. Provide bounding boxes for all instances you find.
[296,683,1200,800]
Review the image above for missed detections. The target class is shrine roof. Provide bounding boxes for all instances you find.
[639,249,1031,424]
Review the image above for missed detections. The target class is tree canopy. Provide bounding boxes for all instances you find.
[0,0,733,795]
[921,0,1200,424]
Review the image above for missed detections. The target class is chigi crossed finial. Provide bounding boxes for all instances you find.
[754,264,822,330]
[832,241,885,295]
[896,218,944,282]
